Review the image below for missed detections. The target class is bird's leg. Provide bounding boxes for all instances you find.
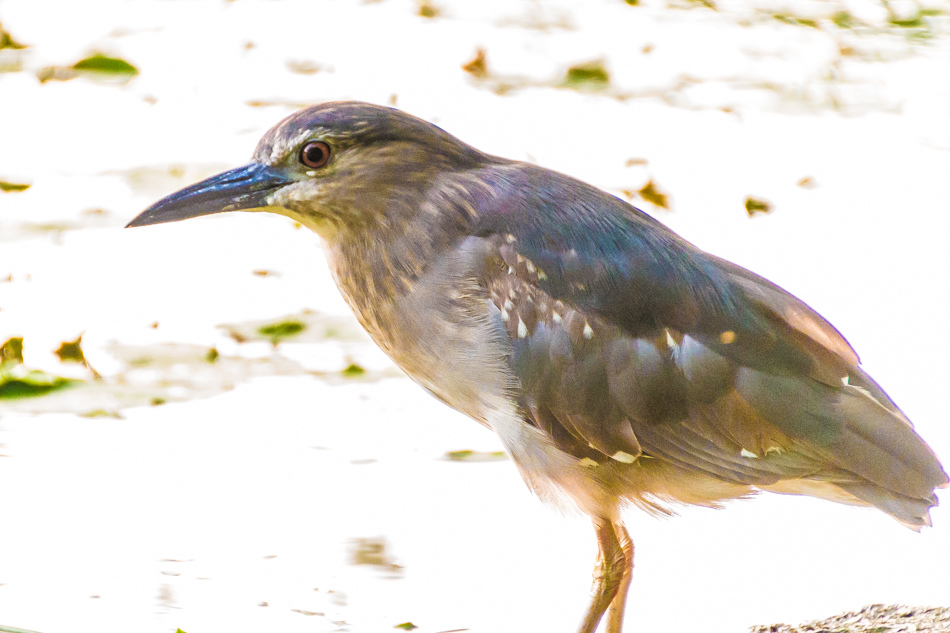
[578,518,628,633]
[604,521,634,633]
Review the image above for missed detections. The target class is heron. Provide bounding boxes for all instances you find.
[127,101,947,632]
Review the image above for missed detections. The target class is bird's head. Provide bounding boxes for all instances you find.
[127,102,487,240]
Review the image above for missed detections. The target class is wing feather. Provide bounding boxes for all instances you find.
[469,166,947,525]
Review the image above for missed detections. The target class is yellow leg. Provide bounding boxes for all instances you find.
[578,518,631,633]
[605,521,634,633]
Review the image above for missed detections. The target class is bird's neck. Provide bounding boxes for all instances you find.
[324,180,480,352]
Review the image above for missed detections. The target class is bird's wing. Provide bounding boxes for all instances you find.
[469,165,947,523]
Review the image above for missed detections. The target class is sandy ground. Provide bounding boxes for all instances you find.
[0,0,949,632]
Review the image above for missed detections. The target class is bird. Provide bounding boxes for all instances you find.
[128,101,948,633]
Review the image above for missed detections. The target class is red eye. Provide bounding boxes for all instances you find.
[300,141,331,169]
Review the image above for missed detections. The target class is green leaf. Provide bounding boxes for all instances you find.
[1,337,24,364]
[832,11,856,28]
[79,409,124,419]
[0,369,74,399]
[0,181,30,192]
[0,23,27,50]
[745,196,772,217]
[341,363,366,378]
[257,320,306,345]
[563,60,610,90]
[445,449,508,462]
[772,13,819,28]
[72,54,138,77]
[394,623,418,630]
[418,1,440,18]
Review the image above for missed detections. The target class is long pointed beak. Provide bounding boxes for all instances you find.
[126,163,294,228]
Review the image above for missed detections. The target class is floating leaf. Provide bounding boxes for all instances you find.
[394,623,418,631]
[80,409,124,419]
[462,48,488,78]
[445,449,508,462]
[745,196,773,217]
[1,337,24,364]
[832,11,856,28]
[257,319,306,345]
[418,0,440,18]
[54,335,101,378]
[350,537,392,566]
[638,180,670,210]
[563,60,610,90]
[889,13,925,27]
[286,59,323,75]
[797,176,816,189]
[772,13,819,28]
[205,347,219,363]
[38,53,138,83]
[341,363,366,378]
[73,54,138,76]
[0,23,27,50]
[0,368,74,399]
[0,180,30,192]
[54,336,86,363]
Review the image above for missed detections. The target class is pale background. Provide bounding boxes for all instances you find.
[0,0,948,632]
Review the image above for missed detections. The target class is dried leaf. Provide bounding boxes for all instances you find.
[462,48,488,78]
[745,196,773,217]
[54,335,86,363]
[638,180,670,210]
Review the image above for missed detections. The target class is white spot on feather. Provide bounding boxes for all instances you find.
[583,323,594,339]
[740,448,758,459]
[665,329,678,349]
[517,320,528,338]
[578,458,599,468]
[552,311,562,324]
[611,451,637,464]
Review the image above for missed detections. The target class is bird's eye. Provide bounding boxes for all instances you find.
[300,141,331,169]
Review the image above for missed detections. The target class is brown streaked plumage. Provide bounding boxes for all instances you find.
[127,101,948,633]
